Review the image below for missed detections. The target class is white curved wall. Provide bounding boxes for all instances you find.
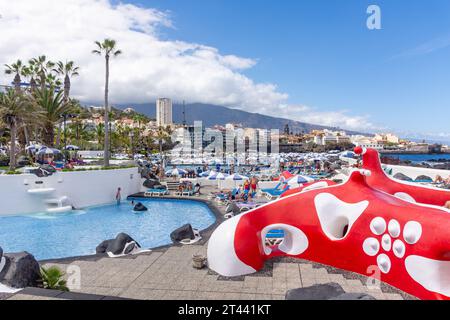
[386,164,450,180]
[0,168,142,216]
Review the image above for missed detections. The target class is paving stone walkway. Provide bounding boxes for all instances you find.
[15,244,410,301]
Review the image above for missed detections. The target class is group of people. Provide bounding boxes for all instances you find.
[177,181,202,195]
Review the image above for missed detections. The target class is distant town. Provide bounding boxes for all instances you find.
[84,97,448,155]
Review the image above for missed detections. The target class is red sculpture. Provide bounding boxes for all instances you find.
[207,170,450,300]
[354,146,450,206]
[280,180,337,198]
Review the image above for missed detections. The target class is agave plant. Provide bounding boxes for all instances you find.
[40,266,69,291]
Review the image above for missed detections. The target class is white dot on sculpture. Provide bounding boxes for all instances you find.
[382,234,392,252]
[377,254,391,274]
[363,237,380,256]
[393,240,406,258]
[388,219,401,238]
[370,217,386,235]
[403,221,422,245]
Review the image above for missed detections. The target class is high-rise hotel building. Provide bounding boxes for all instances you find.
[156,98,173,127]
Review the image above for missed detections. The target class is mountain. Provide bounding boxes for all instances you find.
[112,102,370,135]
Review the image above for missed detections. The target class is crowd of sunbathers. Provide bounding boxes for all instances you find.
[177,181,202,195]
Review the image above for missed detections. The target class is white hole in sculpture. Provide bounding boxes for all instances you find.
[388,219,401,238]
[363,237,380,256]
[314,193,369,241]
[261,224,308,256]
[381,234,392,252]
[393,240,406,258]
[370,217,386,235]
[403,221,422,245]
[377,253,391,274]
[264,228,285,251]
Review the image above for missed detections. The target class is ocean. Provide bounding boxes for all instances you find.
[381,153,450,162]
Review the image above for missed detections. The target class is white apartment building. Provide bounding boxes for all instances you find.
[156,98,173,127]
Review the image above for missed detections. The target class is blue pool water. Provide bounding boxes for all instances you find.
[0,199,216,261]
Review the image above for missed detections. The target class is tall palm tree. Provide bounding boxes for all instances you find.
[92,39,122,166]
[29,55,55,91]
[155,126,170,154]
[0,90,39,169]
[4,60,25,92]
[54,61,79,101]
[33,88,72,147]
[96,123,105,148]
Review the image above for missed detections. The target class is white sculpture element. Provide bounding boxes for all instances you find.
[363,237,380,256]
[314,193,369,240]
[207,215,256,277]
[388,219,401,238]
[370,217,386,236]
[381,234,392,252]
[261,224,308,256]
[405,255,450,298]
[393,239,406,258]
[403,221,422,245]
[377,253,391,274]
[394,192,416,203]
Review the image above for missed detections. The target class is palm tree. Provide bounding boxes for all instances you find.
[29,55,55,91]
[33,88,72,147]
[54,61,79,101]
[92,39,122,166]
[0,90,38,169]
[4,60,25,92]
[96,123,105,148]
[155,126,171,154]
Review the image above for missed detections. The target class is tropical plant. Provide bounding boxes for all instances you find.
[92,39,122,166]
[29,55,55,91]
[155,126,171,154]
[40,266,69,291]
[32,88,72,146]
[4,60,25,92]
[96,123,105,148]
[54,61,79,101]
[0,89,37,169]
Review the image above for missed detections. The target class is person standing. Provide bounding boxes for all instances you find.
[116,187,122,205]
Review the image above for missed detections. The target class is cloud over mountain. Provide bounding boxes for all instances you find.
[0,0,377,132]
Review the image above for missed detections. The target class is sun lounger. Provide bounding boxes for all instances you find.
[264,185,290,200]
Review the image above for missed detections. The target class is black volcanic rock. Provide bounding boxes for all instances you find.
[0,252,40,288]
[285,283,345,300]
[393,173,413,181]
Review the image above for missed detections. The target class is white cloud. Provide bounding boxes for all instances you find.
[0,0,375,132]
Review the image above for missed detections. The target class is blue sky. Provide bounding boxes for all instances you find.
[1,0,450,140]
[126,0,450,139]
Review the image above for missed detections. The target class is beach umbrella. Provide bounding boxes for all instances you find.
[65,144,80,151]
[226,173,248,181]
[207,171,218,180]
[215,172,229,180]
[36,147,61,155]
[199,170,211,177]
[280,171,294,180]
[25,144,42,152]
[166,168,187,176]
[288,174,314,187]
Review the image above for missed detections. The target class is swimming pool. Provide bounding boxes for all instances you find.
[0,199,216,261]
